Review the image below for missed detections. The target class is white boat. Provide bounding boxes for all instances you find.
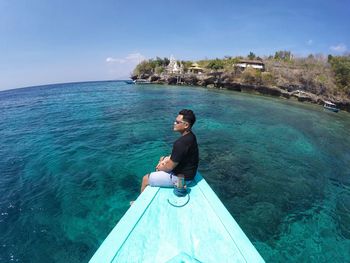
[323,100,339,112]
[90,172,265,263]
[133,79,151,84]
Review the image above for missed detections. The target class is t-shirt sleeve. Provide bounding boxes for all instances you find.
[170,139,188,163]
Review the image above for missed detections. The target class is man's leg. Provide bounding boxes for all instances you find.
[140,174,149,193]
[140,171,174,194]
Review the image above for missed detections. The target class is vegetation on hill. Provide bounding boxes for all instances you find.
[132,51,350,99]
[133,57,170,75]
[328,55,350,95]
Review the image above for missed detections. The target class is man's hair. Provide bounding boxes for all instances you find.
[179,109,196,127]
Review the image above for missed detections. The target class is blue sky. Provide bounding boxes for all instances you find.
[0,0,349,91]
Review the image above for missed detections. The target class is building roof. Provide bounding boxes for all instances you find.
[238,60,265,65]
[189,63,203,70]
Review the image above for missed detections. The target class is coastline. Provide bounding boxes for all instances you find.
[132,73,350,113]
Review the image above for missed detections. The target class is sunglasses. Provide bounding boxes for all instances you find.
[174,120,187,125]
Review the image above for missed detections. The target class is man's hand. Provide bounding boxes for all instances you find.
[156,156,170,171]
[155,155,178,172]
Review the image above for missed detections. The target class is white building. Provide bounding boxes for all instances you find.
[167,55,183,74]
[235,60,265,71]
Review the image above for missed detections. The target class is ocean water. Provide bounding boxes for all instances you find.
[0,81,349,262]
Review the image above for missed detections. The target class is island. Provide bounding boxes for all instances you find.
[131,52,350,112]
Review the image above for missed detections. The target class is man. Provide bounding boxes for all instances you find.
[140,109,199,193]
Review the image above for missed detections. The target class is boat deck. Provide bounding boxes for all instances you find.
[90,173,264,263]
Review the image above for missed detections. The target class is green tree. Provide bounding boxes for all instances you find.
[181,60,193,71]
[329,56,350,93]
[154,66,164,74]
[160,57,170,66]
[327,54,333,63]
[133,60,154,75]
[248,52,256,60]
[207,59,224,70]
[133,57,171,76]
[274,50,292,61]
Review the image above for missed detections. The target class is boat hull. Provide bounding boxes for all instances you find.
[90,173,265,263]
[324,105,339,112]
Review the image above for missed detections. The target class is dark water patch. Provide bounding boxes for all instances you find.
[335,192,350,239]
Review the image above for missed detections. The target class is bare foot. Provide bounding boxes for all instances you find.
[129,201,134,206]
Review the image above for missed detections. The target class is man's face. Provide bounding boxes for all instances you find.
[173,114,189,132]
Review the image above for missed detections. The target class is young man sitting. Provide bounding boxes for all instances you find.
[140,109,199,193]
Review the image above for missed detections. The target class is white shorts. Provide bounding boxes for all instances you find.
[148,171,193,187]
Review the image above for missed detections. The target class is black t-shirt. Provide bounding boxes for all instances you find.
[170,132,199,180]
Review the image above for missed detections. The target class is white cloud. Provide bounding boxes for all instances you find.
[106,57,125,63]
[105,52,146,79]
[126,53,146,62]
[330,43,347,52]
[106,53,146,64]
[306,39,313,45]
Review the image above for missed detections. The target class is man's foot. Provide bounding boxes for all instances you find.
[129,201,134,206]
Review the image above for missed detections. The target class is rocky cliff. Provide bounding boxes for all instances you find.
[131,73,350,112]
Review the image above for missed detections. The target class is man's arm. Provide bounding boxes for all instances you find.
[156,139,185,172]
[156,157,178,172]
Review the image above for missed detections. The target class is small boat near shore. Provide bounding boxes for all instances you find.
[124,80,134,84]
[324,100,339,112]
[134,79,151,84]
[90,172,264,263]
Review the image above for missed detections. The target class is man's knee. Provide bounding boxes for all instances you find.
[142,174,149,184]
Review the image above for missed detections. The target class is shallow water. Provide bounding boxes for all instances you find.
[0,81,349,262]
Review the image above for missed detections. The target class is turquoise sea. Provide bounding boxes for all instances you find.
[0,81,350,262]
